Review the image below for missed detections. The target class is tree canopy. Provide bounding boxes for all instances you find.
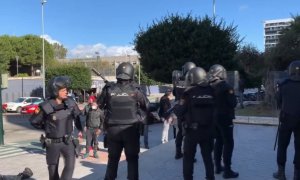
[134,14,241,83]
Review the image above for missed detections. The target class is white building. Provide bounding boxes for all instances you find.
[264,18,293,50]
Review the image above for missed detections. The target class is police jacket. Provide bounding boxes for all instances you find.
[175,83,215,126]
[210,79,237,122]
[29,97,83,138]
[277,78,300,117]
[97,80,149,125]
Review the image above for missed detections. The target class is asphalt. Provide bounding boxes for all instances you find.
[0,115,296,180]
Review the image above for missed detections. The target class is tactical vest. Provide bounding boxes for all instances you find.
[186,85,215,126]
[40,98,76,138]
[108,83,139,125]
[86,107,102,128]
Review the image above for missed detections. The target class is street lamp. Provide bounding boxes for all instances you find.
[15,56,19,76]
[41,0,47,99]
[213,0,216,19]
[95,51,100,71]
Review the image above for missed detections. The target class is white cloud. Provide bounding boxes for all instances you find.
[239,5,248,11]
[67,43,138,58]
[40,34,61,45]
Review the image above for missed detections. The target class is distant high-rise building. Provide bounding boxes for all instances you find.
[264,18,293,51]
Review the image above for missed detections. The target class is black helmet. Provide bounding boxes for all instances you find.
[47,76,71,98]
[208,64,227,81]
[172,70,182,83]
[288,60,300,81]
[182,62,196,76]
[185,67,207,86]
[116,62,134,80]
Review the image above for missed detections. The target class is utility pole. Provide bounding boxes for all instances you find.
[0,73,4,145]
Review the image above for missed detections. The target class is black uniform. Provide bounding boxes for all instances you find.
[275,78,300,179]
[30,97,83,180]
[175,84,215,180]
[98,81,148,180]
[210,79,238,176]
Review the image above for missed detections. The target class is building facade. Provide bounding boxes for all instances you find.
[264,18,293,50]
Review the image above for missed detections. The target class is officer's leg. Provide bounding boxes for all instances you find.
[105,128,123,180]
[143,124,149,148]
[175,120,183,159]
[200,138,214,180]
[46,143,60,180]
[221,124,238,178]
[213,125,223,174]
[60,143,76,180]
[183,132,197,180]
[293,121,300,180]
[123,126,140,180]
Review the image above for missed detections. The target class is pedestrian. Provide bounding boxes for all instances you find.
[208,64,239,178]
[159,89,172,143]
[98,62,149,180]
[82,100,104,159]
[175,67,215,180]
[172,61,196,159]
[29,76,83,180]
[273,60,300,180]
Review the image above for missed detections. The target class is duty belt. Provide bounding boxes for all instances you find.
[45,137,64,143]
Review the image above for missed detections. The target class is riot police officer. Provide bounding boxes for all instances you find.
[172,61,196,159]
[175,67,215,180]
[208,64,239,179]
[29,76,83,180]
[273,60,300,180]
[98,62,149,180]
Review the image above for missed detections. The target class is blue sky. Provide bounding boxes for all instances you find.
[0,0,299,58]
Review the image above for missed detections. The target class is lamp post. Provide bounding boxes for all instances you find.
[95,51,99,71]
[138,61,141,85]
[41,0,47,99]
[15,56,19,76]
[213,0,216,19]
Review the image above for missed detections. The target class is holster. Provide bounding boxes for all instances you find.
[40,134,46,149]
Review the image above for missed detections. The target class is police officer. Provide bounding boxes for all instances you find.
[273,60,300,180]
[172,61,196,159]
[208,64,239,178]
[30,76,83,180]
[175,67,215,180]
[98,62,149,180]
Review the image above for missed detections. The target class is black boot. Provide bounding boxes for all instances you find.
[175,148,183,159]
[273,165,286,180]
[17,167,33,179]
[294,167,300,180]
[223,167,239,179]
[215,161,224,174]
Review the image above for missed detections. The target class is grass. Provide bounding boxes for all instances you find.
[235,103,278,117]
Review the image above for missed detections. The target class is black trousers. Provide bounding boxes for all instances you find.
[176,120,184,152]
[105,125,140,180]
[277,113,300,169]
[214,122,234,169]
[183,128,214,180]
[46,142,76,180]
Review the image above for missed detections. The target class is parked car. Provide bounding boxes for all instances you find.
[3,97,43,113]
[21,98,44,114]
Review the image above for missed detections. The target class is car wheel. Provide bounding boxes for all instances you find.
[16,107,22,113]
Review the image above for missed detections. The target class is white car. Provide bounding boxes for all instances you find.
[4,97,43,113]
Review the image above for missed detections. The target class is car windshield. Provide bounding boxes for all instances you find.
[32,99,43,105]
[14,97,26,103]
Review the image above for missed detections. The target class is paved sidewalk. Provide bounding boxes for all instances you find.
[0,116,295,180]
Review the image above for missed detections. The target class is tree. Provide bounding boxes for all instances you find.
[134,14,241,83]
[52,43,67,59]
[0,35,14,72]
[46,63,92,91]
[234,44,264,87]
[265,15,300,70]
